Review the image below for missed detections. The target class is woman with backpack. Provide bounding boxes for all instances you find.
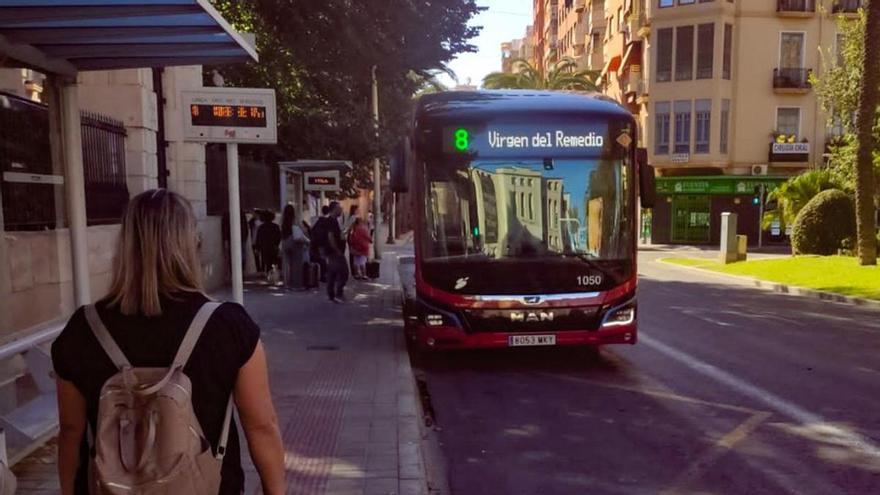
[51,189,285,495]
[280,204,310,291]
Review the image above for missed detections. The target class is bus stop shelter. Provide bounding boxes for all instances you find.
[278,160,353,223]
[0,0,258,308]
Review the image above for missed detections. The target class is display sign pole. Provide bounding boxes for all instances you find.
[227,143,244,304]
[181,87,277,307]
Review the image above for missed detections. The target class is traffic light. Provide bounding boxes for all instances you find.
[752,186,764,206]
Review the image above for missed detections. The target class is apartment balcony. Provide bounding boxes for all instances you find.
[776,0,815,17]
[773,68,812,93]
[769,142,810,164]
[576,0,586,12]
[832,0,863,14]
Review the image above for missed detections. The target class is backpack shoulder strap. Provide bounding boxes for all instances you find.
[83,304,131,370]
[171,301,223,369]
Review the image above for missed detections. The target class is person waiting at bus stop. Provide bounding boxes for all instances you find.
[313,201,349,302]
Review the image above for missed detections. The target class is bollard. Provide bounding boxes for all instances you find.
[736,235,748,261]
[719,212,739,264]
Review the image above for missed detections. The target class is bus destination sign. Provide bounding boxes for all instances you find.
[182,88,277,144]
[443,123,612,158]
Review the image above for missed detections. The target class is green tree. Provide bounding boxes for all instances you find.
[209,0,482,196]
[812,8,879,264]
[482,58,599,91]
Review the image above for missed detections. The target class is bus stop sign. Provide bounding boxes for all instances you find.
[181,88,277,144]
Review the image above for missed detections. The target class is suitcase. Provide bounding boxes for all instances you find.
[366,260,381,280]
[303,262,321,289]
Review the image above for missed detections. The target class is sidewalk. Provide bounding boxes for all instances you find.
[13,241,427,495]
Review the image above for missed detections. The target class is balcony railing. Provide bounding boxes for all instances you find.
[777,0,815,13]
[832,0,862,13]
[773,68,812,90]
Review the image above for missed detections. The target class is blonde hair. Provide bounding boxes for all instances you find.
[106,189,203,316]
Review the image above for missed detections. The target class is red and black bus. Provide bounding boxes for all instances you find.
[392,91,654,350]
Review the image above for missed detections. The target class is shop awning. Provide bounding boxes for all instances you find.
[0,0,258,76]
[619,40,642,76]
[600,54,621,80]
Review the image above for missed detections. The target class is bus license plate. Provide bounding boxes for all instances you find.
[509,335,556,347]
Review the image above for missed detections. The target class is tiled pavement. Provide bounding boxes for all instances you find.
[13,242,428,495]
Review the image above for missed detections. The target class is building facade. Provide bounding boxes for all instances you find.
[0,66,229,342]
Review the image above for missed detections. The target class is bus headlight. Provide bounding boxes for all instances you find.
[601,301,636,327]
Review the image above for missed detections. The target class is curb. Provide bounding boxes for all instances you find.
[657,258,880,311]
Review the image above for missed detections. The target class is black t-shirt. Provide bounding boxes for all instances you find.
[51,292,260,495]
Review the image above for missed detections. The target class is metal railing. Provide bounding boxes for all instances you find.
[0,320,64,465]
[773,68,812,89]
[777,0,815,12]
[832,0,862,13]
[1,93,129,231]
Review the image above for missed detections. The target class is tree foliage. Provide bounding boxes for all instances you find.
[482,58,599,91]
[811,10,880,189]
[791,189,856,256]
[208,0,482,195]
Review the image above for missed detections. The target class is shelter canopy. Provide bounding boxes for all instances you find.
[0,0,257,76]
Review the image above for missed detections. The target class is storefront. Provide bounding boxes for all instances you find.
[651,176,789,246]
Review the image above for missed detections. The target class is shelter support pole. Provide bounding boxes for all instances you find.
[57,76,91,307]
[372,66,382,260]
[227,144,244,304]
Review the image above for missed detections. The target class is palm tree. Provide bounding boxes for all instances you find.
[483,57,599,92]
[854,0,879,265]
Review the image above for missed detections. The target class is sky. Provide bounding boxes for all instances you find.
[437,0,533,89]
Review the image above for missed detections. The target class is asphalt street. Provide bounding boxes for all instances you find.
[413,249,880,495]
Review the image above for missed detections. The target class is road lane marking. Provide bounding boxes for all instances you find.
[661,411,773,495]
[542,373,762,414]
[639,332,880,462]
[669,306,735,327]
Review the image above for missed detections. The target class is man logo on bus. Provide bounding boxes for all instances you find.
[454,277,469,290]
[510,311,555,323]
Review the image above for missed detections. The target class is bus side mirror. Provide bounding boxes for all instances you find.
[637,147,656,208]
[390,138,410,193]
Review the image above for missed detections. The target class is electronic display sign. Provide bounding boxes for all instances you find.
[441,123,615,158]
[304,171,341,192]
[190,104,267,128]
[182,88,276,144]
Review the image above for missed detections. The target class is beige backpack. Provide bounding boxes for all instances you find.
[84,302,233,495]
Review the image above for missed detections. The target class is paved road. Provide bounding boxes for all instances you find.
[414,250,880,495]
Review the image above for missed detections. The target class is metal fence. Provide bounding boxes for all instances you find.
[0,92,129,230]
[81,111,129,225]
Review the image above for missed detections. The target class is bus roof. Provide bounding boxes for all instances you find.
[415,90,633,123]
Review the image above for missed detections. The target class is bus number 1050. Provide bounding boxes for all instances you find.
[577,275,603,286]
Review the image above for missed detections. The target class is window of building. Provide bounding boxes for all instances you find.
[675,26,694,80]
[656,28,674,82]
[655,102,671,154]
[720,99,730,154]
[618,7,624,33]
[679,0,696,4]
[674,100,692,154]
[659,0,674,7]
[694,99,711,153]
[696,23,714,79]
[779,32,805,69]
[723,24,732,79]
[776,107,800,138]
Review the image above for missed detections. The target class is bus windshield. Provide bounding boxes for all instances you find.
[424,158,633,263]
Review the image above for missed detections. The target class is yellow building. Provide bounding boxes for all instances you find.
[528,0,861,244]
